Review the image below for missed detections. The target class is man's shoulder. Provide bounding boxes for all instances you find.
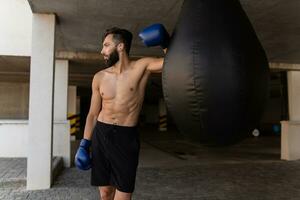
[95,66,113,76]
[93,69,106,83]
[94,70,103,78]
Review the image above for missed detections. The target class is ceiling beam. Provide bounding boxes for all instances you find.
[55,51,144,61]
[269,62,300,71]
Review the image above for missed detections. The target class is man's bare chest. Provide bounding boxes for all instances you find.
[99,72,145,100]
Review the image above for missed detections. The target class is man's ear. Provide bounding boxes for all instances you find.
[117,43,125,52]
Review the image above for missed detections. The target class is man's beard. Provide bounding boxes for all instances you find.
[104,49,119,67]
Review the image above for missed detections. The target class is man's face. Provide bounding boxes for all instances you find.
[101,34,119,67]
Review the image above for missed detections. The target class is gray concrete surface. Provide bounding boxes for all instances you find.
[1,127,300,199]
[27,0,300,64]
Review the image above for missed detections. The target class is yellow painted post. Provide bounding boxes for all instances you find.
[158,98,167,131]
[67,113,80,135]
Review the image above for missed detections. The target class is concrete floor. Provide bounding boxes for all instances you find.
[1,126,300,199]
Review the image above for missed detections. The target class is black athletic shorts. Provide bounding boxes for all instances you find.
[91,121,140,193]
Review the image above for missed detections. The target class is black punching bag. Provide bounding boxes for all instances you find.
[162,0,269,145]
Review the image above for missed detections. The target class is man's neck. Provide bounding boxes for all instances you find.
[113,54,130,74]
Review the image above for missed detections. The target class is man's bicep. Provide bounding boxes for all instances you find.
[145,57,164,73]
[88,76,102,116]
[89,91,102,116]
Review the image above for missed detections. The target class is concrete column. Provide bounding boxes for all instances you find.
[54,60,69,121]
[287,71,300,121]
[27,14,56,190]
[68,86,77,115]
[281,71,300,160]
[53,60,71,167]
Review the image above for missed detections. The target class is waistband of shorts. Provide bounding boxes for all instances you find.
[96,120,138,130]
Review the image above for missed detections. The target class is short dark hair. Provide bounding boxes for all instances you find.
[102,27,133,55]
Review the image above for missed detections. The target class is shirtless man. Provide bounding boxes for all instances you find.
[75,24,169,200]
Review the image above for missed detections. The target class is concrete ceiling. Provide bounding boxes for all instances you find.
[26,0,300,63]
[28,0,182,57]
[1,0,300,87]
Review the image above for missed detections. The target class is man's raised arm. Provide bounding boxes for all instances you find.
[138,24,169,73]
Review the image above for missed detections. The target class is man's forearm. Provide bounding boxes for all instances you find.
[83,114,98,140]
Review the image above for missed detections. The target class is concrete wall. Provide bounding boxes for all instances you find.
[0,120,28,157]
[0,83,79,119]
[0,120,70,167]
[0,0,32,56]
[0,82,29,119]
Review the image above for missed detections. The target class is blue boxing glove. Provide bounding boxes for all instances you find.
[139,23,170,49]
[75,139,92,170]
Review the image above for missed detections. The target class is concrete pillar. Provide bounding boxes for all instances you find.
[281,71,300,160]
[287,71,300,121]
[54,60,69,121]
[68,86,77,115]
[53,60,71,167]
[27,14,56,190]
